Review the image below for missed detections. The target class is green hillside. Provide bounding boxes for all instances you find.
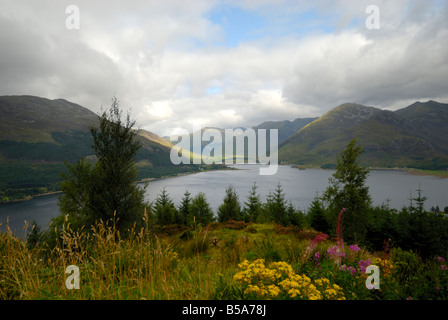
[0,95,199,202]
[278,101,448,170]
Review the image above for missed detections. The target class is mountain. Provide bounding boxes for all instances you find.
[278,101,448,169]
[165,117,316,163]
[0,95,191,202]
[252,117,317,143]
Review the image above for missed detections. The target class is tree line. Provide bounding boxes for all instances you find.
[146,182,304,228]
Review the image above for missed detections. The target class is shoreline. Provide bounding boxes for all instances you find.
[2,165,236,205]
[0,191,63,205]
[290,164,448,178]
[4,163,446,205]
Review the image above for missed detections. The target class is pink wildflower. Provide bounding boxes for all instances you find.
[340,264,357,276]
[358,259,372,273]
[303,233,328,260]
[349,244,360,252]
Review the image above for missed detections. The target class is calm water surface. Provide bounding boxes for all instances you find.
[1,164,447,236]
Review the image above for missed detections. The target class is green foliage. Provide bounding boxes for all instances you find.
[188,192,214,226]
[307,195,331,234]
[57,97,146,234]
[365,203,397,252]
[286,201,305,228]
[396,206,448,259]
[218,186,242,222]
[58,158,94,221]
[264,183,289,226]
[178,190,192,225]
[323,138,371,243]
[25,220,43,250]
[154,188,180,226]
[242,182,262,223]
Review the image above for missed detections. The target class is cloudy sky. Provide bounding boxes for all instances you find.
[1,0,447,137]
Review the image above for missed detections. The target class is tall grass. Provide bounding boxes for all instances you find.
[0,212,191,299]
[4,217,445,300]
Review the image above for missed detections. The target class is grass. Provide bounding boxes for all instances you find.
[1,217,448,300]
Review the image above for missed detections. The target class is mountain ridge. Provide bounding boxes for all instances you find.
[0,95,194,202]
[278,100,448,169]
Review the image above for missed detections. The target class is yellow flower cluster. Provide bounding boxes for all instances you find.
[233,259,345,300]
[373,257,394,278]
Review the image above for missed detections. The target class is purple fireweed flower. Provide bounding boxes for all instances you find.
[358,259,372,273]
[349,244,361,252]
[340,264,357,276]
[437,256,445,262]
[327,245,345,257]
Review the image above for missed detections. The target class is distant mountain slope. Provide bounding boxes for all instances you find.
[0,95,185,202]
[164,117,317,163]
[0,95,98,143]
[0,95,174,164]
[395,100,448,155]
[278,101,448,169]
[252,117,317,143]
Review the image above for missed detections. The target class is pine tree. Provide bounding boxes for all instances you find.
[178,190,192,225]
[89,97,146,231]
[218,186,241,222]
[286,201,305,227]
[322,138,371,243]
[58,97,146,233]
[265,183,288,226]
[154,188,178,225]
[189,192,214,226]
[243,182,262,222]
[308,195,330,234]
[59,158,94,226]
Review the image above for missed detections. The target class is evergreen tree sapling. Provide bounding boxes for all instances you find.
[58,97,146,233]
[265,183,289,226]
[154,188,179,225]
[242,182,262,222]
[178,190,192,225]
[322,138,371,243]
[218,186,241,222]
[189,192,214,226]
[308,195,330,234]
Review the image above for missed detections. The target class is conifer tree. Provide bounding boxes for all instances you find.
[218,186,241,222]
[308,195,330,234]
[322,138,371,243]
[189,192,214,226]
[243,182,262,222]
[154,188,178,225]
[178,190,192,225]
[265,183,288,226]
[59,97,146,233]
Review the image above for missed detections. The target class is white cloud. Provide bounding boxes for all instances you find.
[0,0,447,137]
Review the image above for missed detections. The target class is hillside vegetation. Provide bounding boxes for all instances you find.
[278,101,448,170]
[0,96,204,202]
